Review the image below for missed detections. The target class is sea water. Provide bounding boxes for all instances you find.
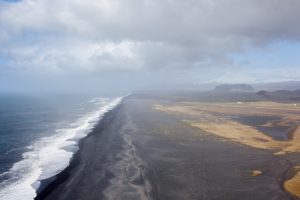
[0,94,122,200]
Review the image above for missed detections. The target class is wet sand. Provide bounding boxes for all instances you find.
[36,95,299,200]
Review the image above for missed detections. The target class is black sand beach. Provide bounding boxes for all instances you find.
[36,95,298,200]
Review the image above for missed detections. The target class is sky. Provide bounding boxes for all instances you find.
[0,0,300,94]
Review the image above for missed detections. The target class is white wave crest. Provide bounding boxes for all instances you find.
[0,97,123,200]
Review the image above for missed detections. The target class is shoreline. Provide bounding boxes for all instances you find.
[35,103,122,200]
[33,95,299,200]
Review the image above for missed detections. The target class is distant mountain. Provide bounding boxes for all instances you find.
[214,84,254,92]
[257,89,300,101]
[253,81,300,91]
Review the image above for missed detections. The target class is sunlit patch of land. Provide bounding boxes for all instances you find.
[188,120,285,151]
[251,170,263,177]
[154,101,300,198]
[154,102,300,154]
[284,166,300,198]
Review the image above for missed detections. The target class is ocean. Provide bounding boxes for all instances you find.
[0,94,122,200]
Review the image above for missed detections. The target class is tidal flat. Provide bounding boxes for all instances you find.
[155,100,300,199]
[37,93,300,200]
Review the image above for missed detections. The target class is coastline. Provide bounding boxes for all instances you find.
[35,102,123,200]
[35,95,299,200]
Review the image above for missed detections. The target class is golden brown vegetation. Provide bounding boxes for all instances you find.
[284,166,300,198]
[251,170,263,177]
[154,101,300,198]
[154,102,300,155]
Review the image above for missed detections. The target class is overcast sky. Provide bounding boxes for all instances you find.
[0,0,300,93]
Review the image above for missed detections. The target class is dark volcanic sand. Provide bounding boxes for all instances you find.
[36,96,298,200]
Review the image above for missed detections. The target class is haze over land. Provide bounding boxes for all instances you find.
[0,0,300,93]
[1,1,300,200]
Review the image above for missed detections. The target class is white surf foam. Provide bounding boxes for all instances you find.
[0,97,123,200]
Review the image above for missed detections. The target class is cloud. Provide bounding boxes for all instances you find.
[0,0,300,89]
